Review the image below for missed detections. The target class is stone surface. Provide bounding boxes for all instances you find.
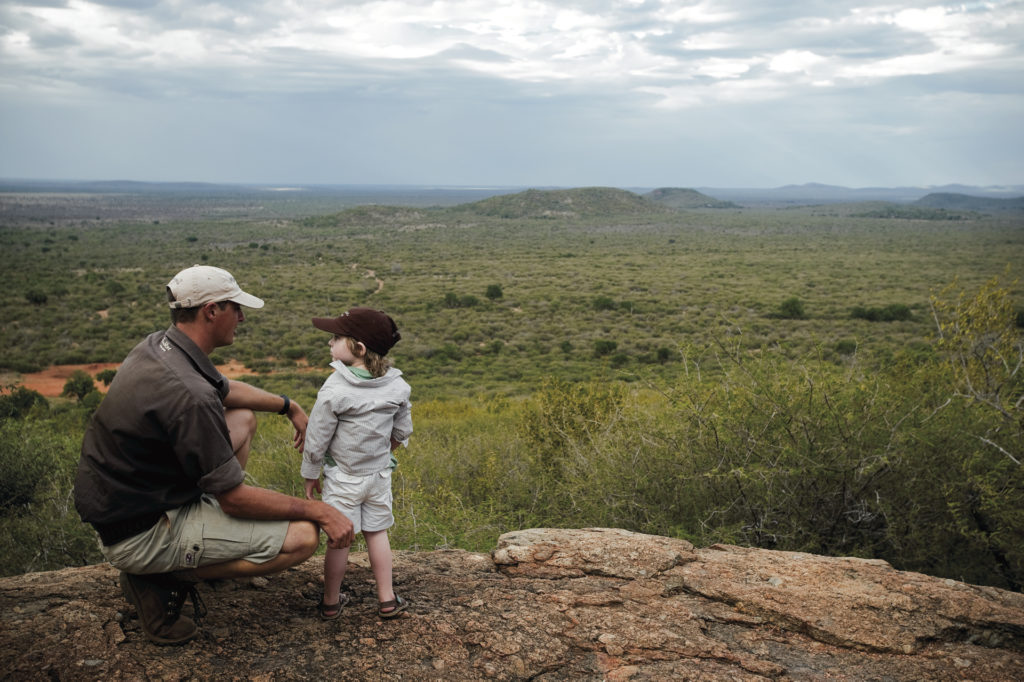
[2,528,1022,680]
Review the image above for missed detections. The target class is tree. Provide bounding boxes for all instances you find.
[931,274,1024,589]
[931,275,1023,465]
[96,369,117,386]
[61,370,96,402]
[485,284,503,300]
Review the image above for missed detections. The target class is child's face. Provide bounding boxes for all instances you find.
[328,334,363,366]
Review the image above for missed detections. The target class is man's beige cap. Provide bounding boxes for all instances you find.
[166,265,264,309]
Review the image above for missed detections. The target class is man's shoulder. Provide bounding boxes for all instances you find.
[121,329,224,400]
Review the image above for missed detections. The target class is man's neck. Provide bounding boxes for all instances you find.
[174,321,215,356]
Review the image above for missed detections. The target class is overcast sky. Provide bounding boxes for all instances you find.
[1,0,1021,188]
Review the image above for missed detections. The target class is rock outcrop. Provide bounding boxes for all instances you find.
[2,528,1022,680]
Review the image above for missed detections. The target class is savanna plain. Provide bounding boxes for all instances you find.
[2,185,1022,593]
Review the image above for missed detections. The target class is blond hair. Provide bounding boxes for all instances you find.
[339,336,392,378]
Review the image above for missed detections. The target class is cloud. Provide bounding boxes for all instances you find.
[0,0,1021,186]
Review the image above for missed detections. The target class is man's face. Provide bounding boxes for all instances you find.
[211,301,244,347]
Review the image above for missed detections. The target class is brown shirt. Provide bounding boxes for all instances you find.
[74,325,245,528]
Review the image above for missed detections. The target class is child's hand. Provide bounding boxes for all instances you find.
[304,477,322,500]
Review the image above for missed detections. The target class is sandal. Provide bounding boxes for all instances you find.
[318,592,350,620]
[378,595,408,619]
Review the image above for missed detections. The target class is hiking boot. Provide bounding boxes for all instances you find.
[119,572,200,645]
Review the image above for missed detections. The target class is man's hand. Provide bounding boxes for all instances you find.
[223,381,309,451]
[217,483,353,548]
[321,506,355,549]
[287,401,308,452]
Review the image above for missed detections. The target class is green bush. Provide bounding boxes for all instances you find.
[0,416,103,575]
[594,339,618,356]
[851,304,913,322]
[443,292,480,309]
[835,339,857,355]
[518,378,626,477]
[778,297,806,319]
[62,370,96,402]
[0,422,48,511]
[0,386,48,420]
[433,343,463,362]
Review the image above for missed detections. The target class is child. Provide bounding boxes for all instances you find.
[301,307,412,620]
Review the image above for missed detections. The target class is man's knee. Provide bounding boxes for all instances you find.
[282,520,320,562]
[225,408,257,454]
[226,408,257,437]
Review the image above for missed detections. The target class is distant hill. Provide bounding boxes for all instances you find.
[698,183,1024,206]
[459,187,672,219]
[0,179,243,194]
[848,204,978,221]
[914,192,1024,215]
[644,187,739,209]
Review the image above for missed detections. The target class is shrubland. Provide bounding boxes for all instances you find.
[1,188,1022,589]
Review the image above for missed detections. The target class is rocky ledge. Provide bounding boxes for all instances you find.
[2,528,1022,680]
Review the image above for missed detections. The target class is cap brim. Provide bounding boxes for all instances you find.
[312,316,344,334]
[231,291,265,309]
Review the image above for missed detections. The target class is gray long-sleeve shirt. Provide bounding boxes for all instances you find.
[301,361,412,479]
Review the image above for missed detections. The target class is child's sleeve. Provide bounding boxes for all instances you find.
[301,396,336,479]
[391,395,413,448]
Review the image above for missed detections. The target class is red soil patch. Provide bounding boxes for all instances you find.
[5,361,259,398]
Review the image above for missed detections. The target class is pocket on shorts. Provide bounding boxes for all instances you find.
[180,538,205,569]
[374,464,393,491]
[172,505,205,569]
[326,467,365,485]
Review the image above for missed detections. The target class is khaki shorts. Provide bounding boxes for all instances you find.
[101,494,289,575]
[322,468,393,535]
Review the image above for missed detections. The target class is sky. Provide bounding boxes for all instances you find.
[1,0,1022,189]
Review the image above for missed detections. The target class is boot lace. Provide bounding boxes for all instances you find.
[166,581,208,625]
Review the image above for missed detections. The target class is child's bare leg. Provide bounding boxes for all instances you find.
[323,545,350,606]
[363,529,395,605]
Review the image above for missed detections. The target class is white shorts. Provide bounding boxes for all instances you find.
[322,468,394,535]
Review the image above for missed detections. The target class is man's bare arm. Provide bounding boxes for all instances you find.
[224,380,308,450]
[216,483,354,548]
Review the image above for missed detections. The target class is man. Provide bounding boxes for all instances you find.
[73,265,354,645]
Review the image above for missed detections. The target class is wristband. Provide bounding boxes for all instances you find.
[278,395,290,415]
